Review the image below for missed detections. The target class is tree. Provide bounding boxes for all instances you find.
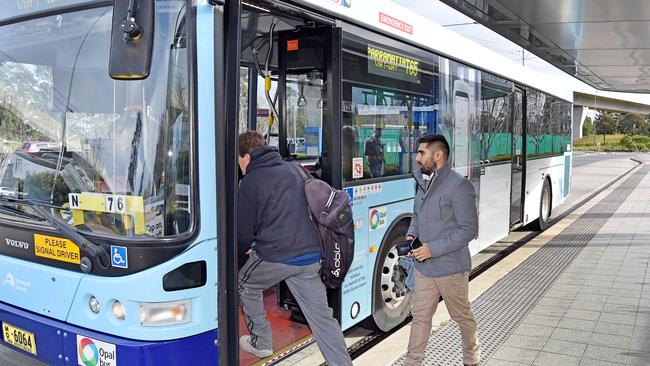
[595,112,617,135]
[638,120,650,136]
[480,95,509,161]
[582,116,593,136]
[632,114,650,136]
[619,113,644,134]
[527,92,553,156]
[24,171,70,204]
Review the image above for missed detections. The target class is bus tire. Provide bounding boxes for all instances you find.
[369,221,414,332]
[530,178,552,231]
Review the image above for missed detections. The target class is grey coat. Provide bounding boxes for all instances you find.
[407,163,478,278]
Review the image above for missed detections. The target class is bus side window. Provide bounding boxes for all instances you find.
[340,33,436,182]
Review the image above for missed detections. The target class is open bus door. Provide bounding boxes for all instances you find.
[237,4,342,363]
[275,20,343,320]
[510,87,526,226]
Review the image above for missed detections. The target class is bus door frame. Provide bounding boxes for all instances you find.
[215,0,242,365]
[276,24,345,321]
[510,85,526,227]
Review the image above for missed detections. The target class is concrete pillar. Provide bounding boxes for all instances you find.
[573,106,588,139]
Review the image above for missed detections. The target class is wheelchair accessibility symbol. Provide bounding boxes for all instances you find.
[111,245,128,269]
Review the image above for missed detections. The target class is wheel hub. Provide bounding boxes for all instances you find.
[380,245,408,309]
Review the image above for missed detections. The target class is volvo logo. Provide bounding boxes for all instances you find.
[5,238,29,250]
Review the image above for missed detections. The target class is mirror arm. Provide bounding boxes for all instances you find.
[121,0,142,43]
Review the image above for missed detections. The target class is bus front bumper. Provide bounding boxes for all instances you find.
[0,301,218,366]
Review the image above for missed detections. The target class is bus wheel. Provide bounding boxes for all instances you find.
[370,222,413,332]
[530,178,551,231]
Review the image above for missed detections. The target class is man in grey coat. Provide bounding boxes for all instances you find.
[404,134,480,366]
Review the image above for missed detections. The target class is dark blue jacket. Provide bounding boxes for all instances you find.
[237,146,321,263]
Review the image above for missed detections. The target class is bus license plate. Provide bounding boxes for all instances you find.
[2,322,37,355]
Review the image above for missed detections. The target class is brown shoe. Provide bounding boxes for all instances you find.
[464,364,479,366]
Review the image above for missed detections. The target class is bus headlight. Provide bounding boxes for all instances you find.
[112,300,126,320]
[89,296,100,314]
[139,300,190,326]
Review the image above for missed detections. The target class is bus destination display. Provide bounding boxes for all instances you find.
[367,45,421,84]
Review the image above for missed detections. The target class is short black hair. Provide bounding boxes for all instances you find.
[417,134,450,158]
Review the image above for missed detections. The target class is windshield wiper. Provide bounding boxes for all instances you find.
[0,196,111,273]
[0,203,47,221]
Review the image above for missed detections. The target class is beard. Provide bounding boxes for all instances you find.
[418,163,433,175]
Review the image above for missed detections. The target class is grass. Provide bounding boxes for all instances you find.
[573,134,650,152]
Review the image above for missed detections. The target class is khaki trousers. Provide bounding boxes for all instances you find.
[404,270,480,365]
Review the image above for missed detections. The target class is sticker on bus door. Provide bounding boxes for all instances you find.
[352,157,364,178]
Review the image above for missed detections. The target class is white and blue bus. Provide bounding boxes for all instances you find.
[0,0,572,365]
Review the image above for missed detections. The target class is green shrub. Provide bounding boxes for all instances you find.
[620,135,650,151]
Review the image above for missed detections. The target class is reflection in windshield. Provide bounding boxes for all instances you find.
[0,1,192,238]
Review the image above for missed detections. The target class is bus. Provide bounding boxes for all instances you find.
[0,0,572,365]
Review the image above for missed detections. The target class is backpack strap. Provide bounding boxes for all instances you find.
[289,162,311,182]
[288,162,317,223]
[290,162,337,218]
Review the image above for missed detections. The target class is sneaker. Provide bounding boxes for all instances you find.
[239,335,272,358]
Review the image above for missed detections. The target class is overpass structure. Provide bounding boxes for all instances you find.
[573,92,650,139]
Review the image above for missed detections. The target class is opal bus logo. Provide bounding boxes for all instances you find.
[77,335,117,366]
[78,338,99,366]
[369,207,387,230]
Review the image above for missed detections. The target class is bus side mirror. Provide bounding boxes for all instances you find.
[109,0,155,80]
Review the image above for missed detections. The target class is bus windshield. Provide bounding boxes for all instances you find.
[0,1,192,239]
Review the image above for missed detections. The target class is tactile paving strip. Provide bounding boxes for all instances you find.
[392,165,650,365]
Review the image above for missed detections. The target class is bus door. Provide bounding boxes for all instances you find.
[237,4,341,363]
[275,21,343,319]
[510,87,525,226]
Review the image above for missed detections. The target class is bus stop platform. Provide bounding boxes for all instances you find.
[365,156,650,366]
